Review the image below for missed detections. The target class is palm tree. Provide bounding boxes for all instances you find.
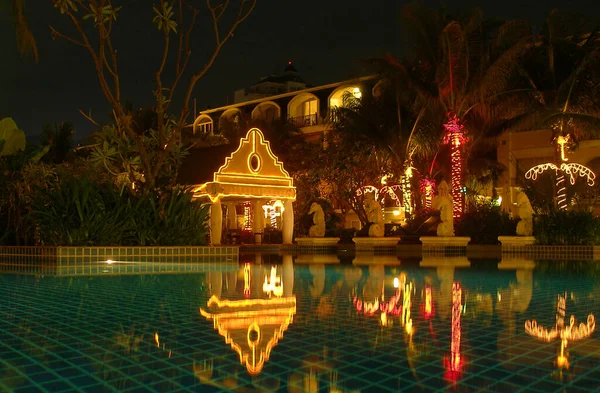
[328,80,440,217]
[40,121,75,163]
[3,0,38,61]
[508,11,600,209]
[372,3,536,218]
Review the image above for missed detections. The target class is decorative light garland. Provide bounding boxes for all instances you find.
[524,134,595,210]
[444,282,463,380]
[442,115,467,218]
[356,185,402,207]
[242,201,252,231]
[243,263,251,298]
[419,178,436,209]
[402,166,414,217]
[263,266,283,297]
[524,292,595,369]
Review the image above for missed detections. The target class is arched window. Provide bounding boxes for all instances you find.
[193,115,214,135]
[287,93,319,127]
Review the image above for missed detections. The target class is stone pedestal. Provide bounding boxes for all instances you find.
[498,236,536,247]
[295,238,340,247]
[420,236,470,255]
[352,237,400,252]
[295,237,339,254]
[419,236,470,247]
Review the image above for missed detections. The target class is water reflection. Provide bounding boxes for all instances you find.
[2,254,600,392]
[199,255,296,379]
[525,291,595,369]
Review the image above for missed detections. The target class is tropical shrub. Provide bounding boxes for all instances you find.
[129,186,210,246]
[534,210,600,246]
[456,203,518,244]
[31,176,209,246]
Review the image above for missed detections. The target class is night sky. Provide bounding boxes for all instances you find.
[1,0,599,142]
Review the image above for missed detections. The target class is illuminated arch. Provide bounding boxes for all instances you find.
[218,108,243,131]
[193,114,214,135]
[251,101,281,123]
[328,85,362,109]
[287,92,319,127]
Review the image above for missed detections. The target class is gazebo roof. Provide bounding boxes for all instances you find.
[190,128,296,202]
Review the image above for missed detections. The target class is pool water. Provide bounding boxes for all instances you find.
[1,256,599,392]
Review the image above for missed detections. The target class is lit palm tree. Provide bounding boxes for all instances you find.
[372,4,536,218]
[328,80,441,217]
[508,11,600,209]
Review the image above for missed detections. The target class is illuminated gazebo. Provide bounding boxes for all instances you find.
[181,128,296,245]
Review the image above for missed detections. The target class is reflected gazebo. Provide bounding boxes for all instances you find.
[199,255,296,377]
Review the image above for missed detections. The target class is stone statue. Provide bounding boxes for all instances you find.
[308,202,326,237]
[432,180,454,237]
[364,193,384,237]
[515,191,533,236]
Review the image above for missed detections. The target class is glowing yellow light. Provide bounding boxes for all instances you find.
[106,259,114,264]
[243,263,251,298]
[525,292,595,369]
[557,135,569,162]
[352,87,362,99]
[190,128,296,205]
[393,277,399,288]
[403,282,413,334]
[263,266,283,297]
[154,332,160,348]
[200,295,296,376]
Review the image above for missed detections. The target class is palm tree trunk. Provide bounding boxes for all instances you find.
[443,114,467,218]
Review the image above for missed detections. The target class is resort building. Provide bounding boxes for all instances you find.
[189,62,376,143]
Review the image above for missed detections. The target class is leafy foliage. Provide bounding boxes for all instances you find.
[48,0,256,193]
[0,117,26,156]
[31,176,209,246]
[456,202,518,244]
[40,121,75,164]
[533,209,600,246]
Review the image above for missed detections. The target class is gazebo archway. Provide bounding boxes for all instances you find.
[190,127,296,245]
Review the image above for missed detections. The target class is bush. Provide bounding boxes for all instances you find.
[456,203,517,244]
[534,209,600,246]
[32,176,209,246]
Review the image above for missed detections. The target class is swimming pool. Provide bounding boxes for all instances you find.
[1,255,599,392]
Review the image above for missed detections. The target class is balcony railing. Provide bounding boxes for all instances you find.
[288,113,319,128]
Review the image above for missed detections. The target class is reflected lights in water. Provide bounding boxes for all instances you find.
[444,282,463,380]
[525,292,595,369]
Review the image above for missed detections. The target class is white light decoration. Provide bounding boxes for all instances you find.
[524,134,596,210]
[356,184,402,209]
[263,266,283,297]
[402,165,414,217]
[525,292,595,369]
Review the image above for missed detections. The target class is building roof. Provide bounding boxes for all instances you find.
[252,61,306,86]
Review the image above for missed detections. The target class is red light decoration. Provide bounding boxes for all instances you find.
[442,114,467,218]
[419,179,436,209]
[422,285,434,319]
[444,282,463,380]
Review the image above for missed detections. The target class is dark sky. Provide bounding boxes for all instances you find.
[1,0,599,142]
